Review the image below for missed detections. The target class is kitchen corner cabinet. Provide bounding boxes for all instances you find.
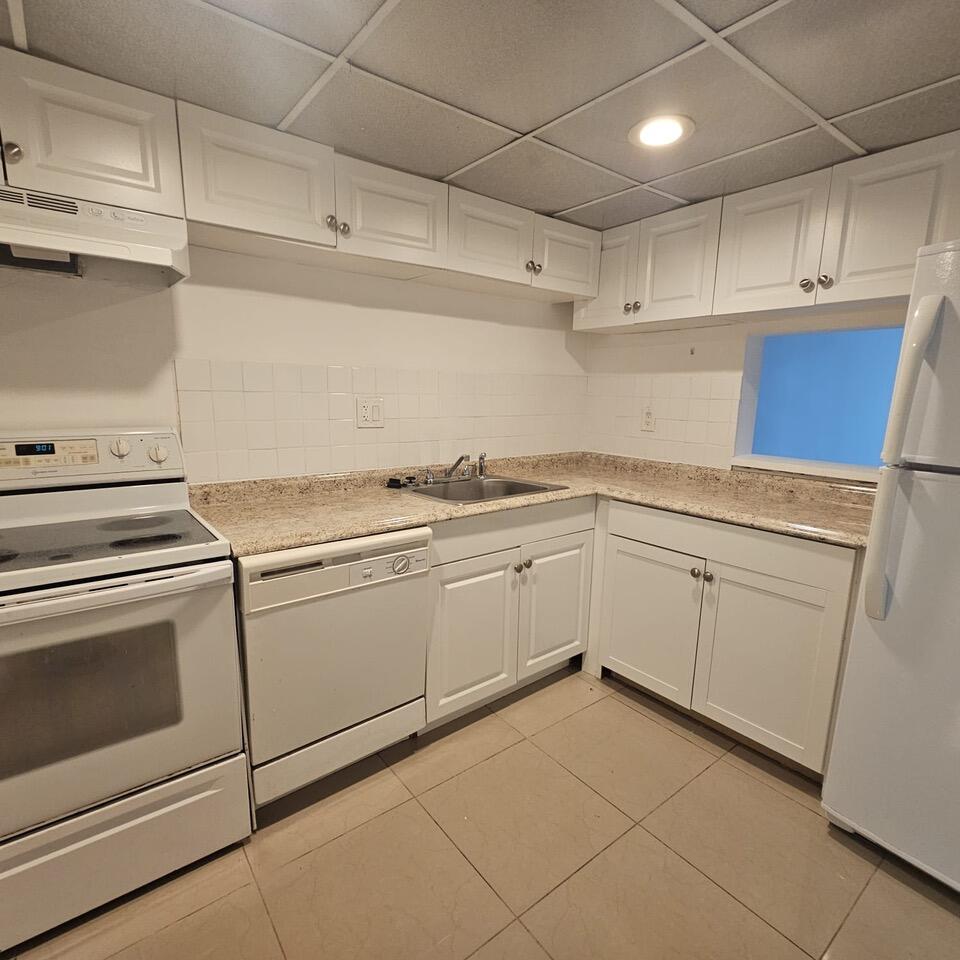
[334,156,448,267]
[599,502,855,772]
[177,102,337,246]
[572,223,640,329]
[532,215,600,298]
[0,47,183,217]
[427,516,594,722]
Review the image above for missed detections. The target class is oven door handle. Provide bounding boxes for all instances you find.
[0,561,233,626]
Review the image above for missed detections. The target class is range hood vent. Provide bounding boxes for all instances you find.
[25,192,79,215]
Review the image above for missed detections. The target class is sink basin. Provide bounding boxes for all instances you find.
[406,476,566,504]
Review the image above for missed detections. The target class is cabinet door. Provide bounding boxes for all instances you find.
[817,131,960,304]
[447,187,535,284]
[713,169,830,315]
[599,536,705,708]
[427,549,520,722]
[692,562,848,771]
[0,48,183,217]
[572,223,640,330]
[177,102,337,246]
[518,531,593,680]
[532,214,601,298]
[334,156,448,267]
[635,199,721,324]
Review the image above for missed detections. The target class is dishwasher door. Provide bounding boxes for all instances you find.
[239,529,431,766]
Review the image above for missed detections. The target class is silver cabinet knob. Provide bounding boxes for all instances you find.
[525,260,536,273]
[338,221,351,237]
[703,571,715,583]
[523,558,533,569]
[799,278,815,292]
[2,141,23,164]
[514,562,524,574]
[817,274,834,289]
[532,262,543,275]
[325,214,338,231]
[623,302,632,314]
[690,567,702,579]
[632,300,642,312]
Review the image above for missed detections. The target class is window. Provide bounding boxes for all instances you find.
[741,326,904,473]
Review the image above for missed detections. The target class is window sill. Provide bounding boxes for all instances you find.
[731,454,880,485]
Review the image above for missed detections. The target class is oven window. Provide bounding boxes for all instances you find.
[0,622,182,778]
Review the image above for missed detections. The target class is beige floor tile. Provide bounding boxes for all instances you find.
[420,740,631,913]
[533,697,716,820]
[381,708,522,795]
[607,676,735,757]
[824,859,960,960]
[260,800,512,960]
[724,744,824,816]
[468,922,551,960]
[523,826,808,960]
[109,884,282,960]
[17,847,252,960]
[493,671,609,737]
[245,754,410,876]
[643,761,880,957]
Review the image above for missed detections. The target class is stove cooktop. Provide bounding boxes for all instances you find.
[0,510,217,575]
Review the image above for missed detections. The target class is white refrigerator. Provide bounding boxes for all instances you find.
[822,239,960,891]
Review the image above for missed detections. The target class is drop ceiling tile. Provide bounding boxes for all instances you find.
[730,0,960,118]
[651,129,855,201]
[835,80,960,153]
[560,189,683,230]
[22,0,329,125]
[450,140,634,215]
[351,0,701,133]
[0,2,13,46]
[541,47,810,182]
[204,0,383,55]
[288,67,515,180]
[676,0,777,31]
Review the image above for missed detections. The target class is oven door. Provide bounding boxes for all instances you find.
[0,561,242,839]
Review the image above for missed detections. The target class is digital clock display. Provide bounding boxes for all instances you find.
[15,442,56,456]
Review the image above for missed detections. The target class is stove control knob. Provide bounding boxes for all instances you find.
[109,438,131,459]
[148,444,169,464]
[392,555,410,575]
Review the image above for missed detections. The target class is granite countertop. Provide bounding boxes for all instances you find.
[190,453,874,557]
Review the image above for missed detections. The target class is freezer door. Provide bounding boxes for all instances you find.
[886,240,960,469]
[823,468,960,890]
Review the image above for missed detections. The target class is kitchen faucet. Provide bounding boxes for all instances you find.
[444,452,472,478]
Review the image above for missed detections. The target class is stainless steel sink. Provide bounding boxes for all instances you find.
[406,476,566,504]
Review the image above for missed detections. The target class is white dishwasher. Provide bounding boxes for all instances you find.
[238,527,431,806]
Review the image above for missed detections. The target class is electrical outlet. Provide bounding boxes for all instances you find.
[641,402,655,433]
[356,395,384,428]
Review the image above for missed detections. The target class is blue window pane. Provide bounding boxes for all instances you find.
[752,326,904,466]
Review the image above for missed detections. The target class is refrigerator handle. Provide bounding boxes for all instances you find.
[881,294,945,464]
[863,468,898,621]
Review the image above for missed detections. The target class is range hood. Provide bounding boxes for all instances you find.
[0,185,189,283]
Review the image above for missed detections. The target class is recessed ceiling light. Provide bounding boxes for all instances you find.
[629,115,695,148]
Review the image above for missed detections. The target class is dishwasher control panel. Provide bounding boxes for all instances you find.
[349,548,429,587]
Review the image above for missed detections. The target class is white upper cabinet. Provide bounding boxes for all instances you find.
[0,48,183,217]
[532,215,600,298]
[817,130,960,304]
[713,169,830,315]
[334,156,448,268]
[447,187,535,284]
[635,198,721,324]
[572,223,640,330]
[177,102,337,246]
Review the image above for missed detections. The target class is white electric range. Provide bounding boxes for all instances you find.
[0,428,251,951]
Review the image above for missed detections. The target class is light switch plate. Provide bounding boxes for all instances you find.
[356,395,385,428]
[641,403,655,433]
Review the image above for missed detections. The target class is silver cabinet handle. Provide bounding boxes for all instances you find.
[325,214,338,231]
[690,567,702,579]
[3,141,23,164]
[623,302,632,314]
[532,262,543,275]
[513,562,524,574]
[632,301,642,312]
[817,274,834,289]
[523,558,533,569]
[338,221,351,237]
[703,571,715,583]
[525,260,536,273]
[799,278,815,292]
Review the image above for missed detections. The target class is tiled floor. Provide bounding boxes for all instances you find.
[13,670,960,960]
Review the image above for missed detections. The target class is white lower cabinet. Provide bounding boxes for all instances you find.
[427,525,594,722]
[599,502,855,772]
